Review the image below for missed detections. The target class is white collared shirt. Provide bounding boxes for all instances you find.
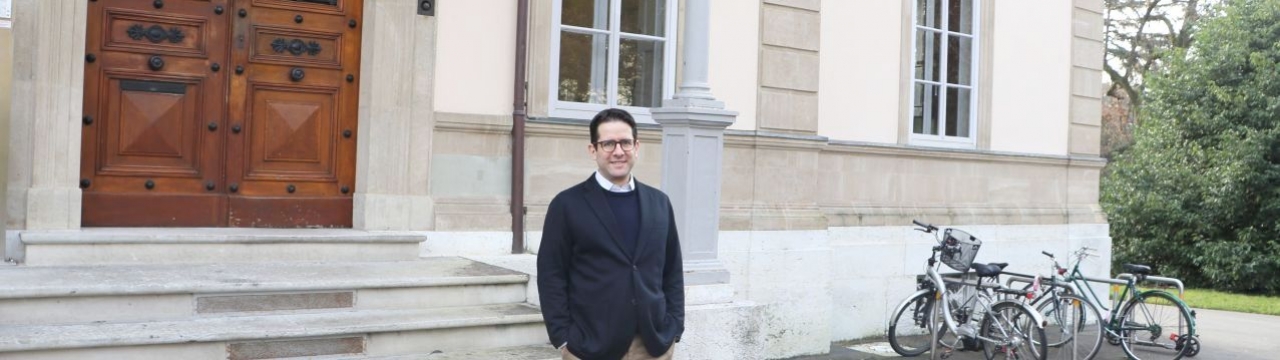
[594,171,635,193]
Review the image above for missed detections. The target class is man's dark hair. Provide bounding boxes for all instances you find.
[589,108,638,143]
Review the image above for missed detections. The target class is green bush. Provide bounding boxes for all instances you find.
[1102,0,1280,294]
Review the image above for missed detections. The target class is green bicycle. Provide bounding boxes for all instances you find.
[1008,248,1200,360]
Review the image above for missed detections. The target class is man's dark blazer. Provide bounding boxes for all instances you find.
[537,176,685,360]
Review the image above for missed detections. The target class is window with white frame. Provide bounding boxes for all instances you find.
[911,0,978,146]
[552,0,676,119]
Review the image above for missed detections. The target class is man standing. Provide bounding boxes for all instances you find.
[537,108,685,360]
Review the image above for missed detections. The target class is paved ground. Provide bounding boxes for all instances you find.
[787,308,1279,360]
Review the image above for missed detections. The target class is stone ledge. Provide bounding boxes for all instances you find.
[356,344,560,360]
[0,258,526,299]
[0,303,544,353]
[19,228,426,245]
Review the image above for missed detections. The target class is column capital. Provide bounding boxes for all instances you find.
[651,104,737,129]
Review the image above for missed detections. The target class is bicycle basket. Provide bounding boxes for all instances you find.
[940,228,981,272]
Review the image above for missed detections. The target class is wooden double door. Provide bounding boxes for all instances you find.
[81,0,363,227]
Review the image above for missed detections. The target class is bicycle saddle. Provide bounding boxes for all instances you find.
[971,262,1008,277]
[1123,263,1152,275]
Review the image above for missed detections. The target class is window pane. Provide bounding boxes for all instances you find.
[915,30,942,83]
[913,83,940,135]
[945,87,972,137]
[948,0,974,34]
[617,38,665,107]
[621,0,665,37]
[559,31,609,104]
[916,0,941,29]
[946,35,972,85]
[563,0,609,29]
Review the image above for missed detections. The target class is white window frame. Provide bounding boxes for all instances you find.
[550,0,679,123]
[908,0,980,149]
[0,0,12,27]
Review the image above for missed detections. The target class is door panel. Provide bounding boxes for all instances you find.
[101,77,204,175]
[102,8,211,57]
[226,0,360,227]
[251,26,345,67]
[82,0,361,227]
[83,0,229,227]
[245,85,337,181]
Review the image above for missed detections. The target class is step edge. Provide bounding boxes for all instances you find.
[0,306,546,353]
[353,344,561,360]
[21,237,426,245]
[20,230,427,245]
[0,274,531,300]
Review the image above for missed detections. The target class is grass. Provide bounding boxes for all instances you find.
[1177,288,1280,316]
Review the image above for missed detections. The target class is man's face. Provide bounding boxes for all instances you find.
[588,120,639,185]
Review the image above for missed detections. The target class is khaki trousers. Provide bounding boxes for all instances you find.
[561,336,674,360]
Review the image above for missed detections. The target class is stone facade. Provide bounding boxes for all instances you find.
[1071,0,1106,156]
[1,0,1107,358]
[0,0,12,261]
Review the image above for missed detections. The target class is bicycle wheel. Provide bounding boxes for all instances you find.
[1036,293,1103,360]
[981,302,1048,360]
[888,292,936,356]
[1118,291,1194,360]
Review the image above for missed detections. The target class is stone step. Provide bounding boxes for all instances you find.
[354,344,560,360]
[0,258,529,325]
[0,303,548,360]
[12,228,426,266]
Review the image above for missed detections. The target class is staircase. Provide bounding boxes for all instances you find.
[0,229,558,360]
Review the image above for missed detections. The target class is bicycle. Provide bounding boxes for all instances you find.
[1015,250,1105,359]
[887,220,1048,359]
[1008,247,1200,360]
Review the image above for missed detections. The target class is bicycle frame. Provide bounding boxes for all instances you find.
[918,237,1047,345]
[1011,249,1196,341]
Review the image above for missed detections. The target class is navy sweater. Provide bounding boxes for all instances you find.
[603,189,641,258]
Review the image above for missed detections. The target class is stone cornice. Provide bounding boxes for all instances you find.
[827,140,1108,168]
[724,130,827,151]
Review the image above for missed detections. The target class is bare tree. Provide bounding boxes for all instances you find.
[1102,0,1216,156]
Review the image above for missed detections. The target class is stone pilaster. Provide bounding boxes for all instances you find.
[6,0,88,230]
[757,0,820,135]
[1069,0,1106,224]
[651,110,735,285]
[352,0,436,230]
[652,0,736,286]
[1070,0,1104,156]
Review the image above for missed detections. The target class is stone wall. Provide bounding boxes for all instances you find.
[0,0,11,261]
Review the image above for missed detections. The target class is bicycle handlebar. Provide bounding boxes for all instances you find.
[1041,251,1054,258]
[912,220,938,233]
[1074,247,1099,259]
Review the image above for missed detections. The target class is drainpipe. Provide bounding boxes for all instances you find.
[511,0,530,254]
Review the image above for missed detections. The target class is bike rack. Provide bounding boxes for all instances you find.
[994,271,1193,359]
[1118,272,1195,353]
[1002,270,1130,289]
[1116,273,1185,298]
[1001,271,1043,289]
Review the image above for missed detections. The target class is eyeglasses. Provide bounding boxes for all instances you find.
[594,139,636,152]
